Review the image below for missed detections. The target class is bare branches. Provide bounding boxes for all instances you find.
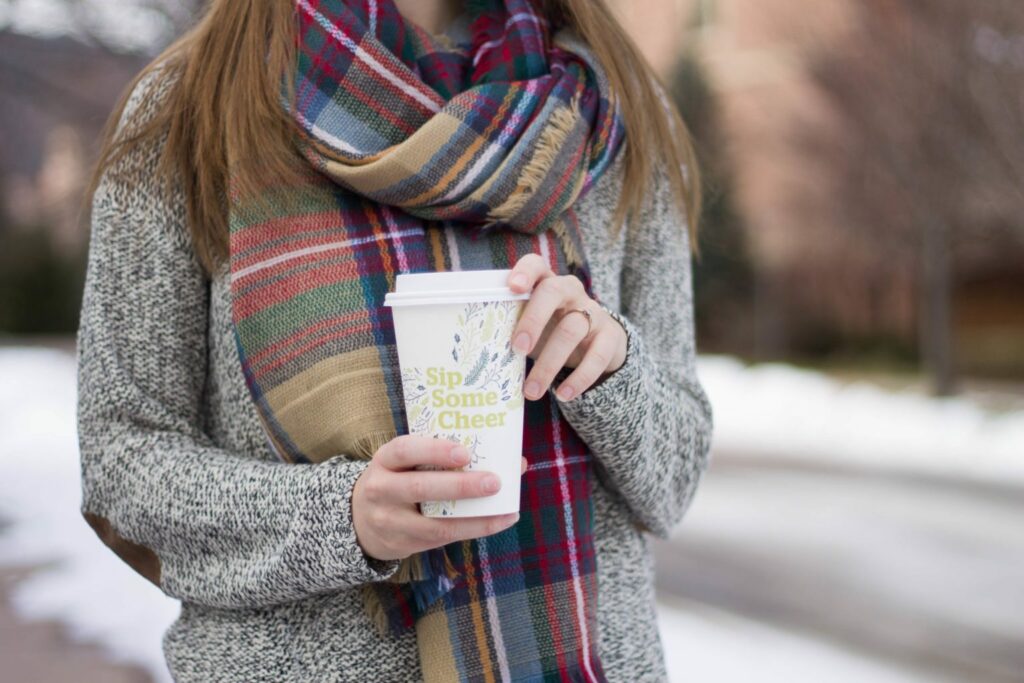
[802,0,1024,250]
[793,0,1024,393]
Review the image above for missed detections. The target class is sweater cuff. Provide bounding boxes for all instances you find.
[551,303,647,416]
[319,456,402,584]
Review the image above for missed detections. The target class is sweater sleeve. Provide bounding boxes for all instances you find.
[76,71,400,610]
[552,164,714,539]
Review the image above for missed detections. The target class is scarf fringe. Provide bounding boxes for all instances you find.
[553,215,585,273]
[487,95,582,226]
[363,583,392,637]
[347,430,395,461]
[364,546,462,637]
[409,548,459,613]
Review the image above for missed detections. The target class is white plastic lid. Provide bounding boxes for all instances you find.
[383,269,530,307]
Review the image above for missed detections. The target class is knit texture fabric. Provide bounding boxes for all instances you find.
[227,1,624,680]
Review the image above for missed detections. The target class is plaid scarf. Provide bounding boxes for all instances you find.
[228,1,624,680]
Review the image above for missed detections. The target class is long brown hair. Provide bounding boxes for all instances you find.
[88,0,701,274]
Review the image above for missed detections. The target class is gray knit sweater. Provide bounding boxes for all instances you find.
[76,65,713,682]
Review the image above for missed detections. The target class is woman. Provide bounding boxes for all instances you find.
[77,0,713,680]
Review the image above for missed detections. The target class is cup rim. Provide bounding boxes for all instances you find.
[384,287,529,307]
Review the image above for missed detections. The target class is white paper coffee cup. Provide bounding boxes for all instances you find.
[384,269,529,518]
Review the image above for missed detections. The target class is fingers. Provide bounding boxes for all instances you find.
[401,510,521,554]
[357,436,526,562]
[374,440,530,506]
[387,469,502,504]
[554,330,619,402]
[507,253,551,294]
[512,275,586,356]
[377,434,470,471]
[524,305,592,400]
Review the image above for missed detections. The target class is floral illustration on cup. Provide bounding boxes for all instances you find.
[400,300,525,516]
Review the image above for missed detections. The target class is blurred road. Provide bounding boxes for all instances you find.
[653,454,1024,683]
[0,566,152,683]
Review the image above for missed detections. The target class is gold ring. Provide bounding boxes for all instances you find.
[563,307,593,337]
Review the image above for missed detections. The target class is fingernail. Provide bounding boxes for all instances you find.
[557,384,574,401]
[524,381,540,399]
[511,512,521,523]
[513,332,530,354]
[511,273,528,288]
[451,446,469,463]
[483,475,501,493]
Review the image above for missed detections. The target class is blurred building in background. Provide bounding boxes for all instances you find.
[616,0,1024,387]
[702,0,1024,388]
[1,31,146,246]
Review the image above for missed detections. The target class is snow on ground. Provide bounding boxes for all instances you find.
[658,599,934,683]
[0,347,178,682]
[698,355,1024,485]
[0,346,1020,681]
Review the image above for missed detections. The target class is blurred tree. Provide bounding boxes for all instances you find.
[0,225,86,334]
[670,47,757,356]
[798,0,1024,395]
[0,0,197,335]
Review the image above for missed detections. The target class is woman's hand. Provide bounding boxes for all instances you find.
[352,435,527,562]
[507,254,627,402]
